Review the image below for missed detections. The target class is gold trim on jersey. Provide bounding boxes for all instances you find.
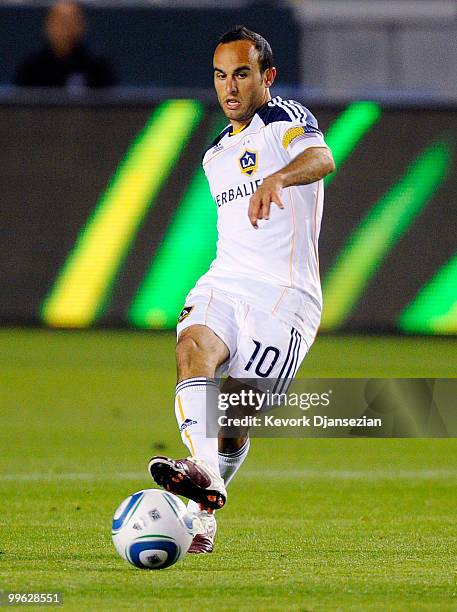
[313,180,321,271]
[288,187,296,287]
[177,395,195,455]
[204,289,213,325]
[282,126,305,149]
[271,187,296,315]
[229,123,249,136]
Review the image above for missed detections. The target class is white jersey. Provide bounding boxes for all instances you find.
[197,96,328,348]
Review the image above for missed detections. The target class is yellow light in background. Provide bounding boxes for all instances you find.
[41,100,203,327]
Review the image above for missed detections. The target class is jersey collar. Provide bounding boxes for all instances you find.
[228,122,250,137]
[227,99,272,137]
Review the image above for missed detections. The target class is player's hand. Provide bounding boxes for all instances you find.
[248,175,285,228]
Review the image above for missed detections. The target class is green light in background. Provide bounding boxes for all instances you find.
[324,101,382,187]
[41,100,203,328]
[128,103,381,329]
[321,138,453,331]
[128,103,380,328]
[129,116,227,328]
[399,253,457,334]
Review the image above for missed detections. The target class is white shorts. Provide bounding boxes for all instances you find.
[176,287,309,392]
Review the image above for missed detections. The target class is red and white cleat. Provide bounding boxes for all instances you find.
[188,510,217,554]
[147,455,227,511]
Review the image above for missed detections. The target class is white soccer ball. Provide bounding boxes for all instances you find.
[112,489,197,570]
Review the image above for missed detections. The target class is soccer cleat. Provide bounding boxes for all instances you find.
[148,455,227,511]
[188,510,217,554]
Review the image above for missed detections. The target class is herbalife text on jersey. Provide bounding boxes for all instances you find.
[215,178,263,207]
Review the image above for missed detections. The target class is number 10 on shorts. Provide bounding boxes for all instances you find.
[244,340,280,377]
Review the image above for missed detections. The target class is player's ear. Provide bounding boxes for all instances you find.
[264,67,276,88]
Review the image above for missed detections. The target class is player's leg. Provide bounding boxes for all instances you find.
[181,377,253,553]
[149,290,240,554]
[149,290,237,515]
[148,323,229,510]
[216,306,310,488]
[218,377,253,485]
[218,430,250,485]
[174,324,228,474]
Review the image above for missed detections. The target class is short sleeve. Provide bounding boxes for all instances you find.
[263,99,327,158]
[276,118,326,159]
[285,123,326,154]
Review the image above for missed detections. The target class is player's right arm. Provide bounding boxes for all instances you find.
[248,100,334,228]
[248,146,334,228]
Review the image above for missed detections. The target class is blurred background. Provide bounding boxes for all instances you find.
[1,5,456,603]
[0,0,456,338]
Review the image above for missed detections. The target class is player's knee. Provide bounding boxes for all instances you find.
[176,334,200,363]
[176,333,216,375]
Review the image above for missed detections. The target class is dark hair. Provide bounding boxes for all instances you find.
[217,25,273,73]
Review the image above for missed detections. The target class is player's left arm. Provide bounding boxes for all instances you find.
[248,146,335,229]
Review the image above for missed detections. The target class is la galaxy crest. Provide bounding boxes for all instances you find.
[178,305,193,323]
[239,149,258,176]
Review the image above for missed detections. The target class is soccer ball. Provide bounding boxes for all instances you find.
[112,489,197,570]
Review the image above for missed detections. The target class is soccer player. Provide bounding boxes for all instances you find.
[148,26,335,553]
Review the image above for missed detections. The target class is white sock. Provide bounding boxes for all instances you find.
[187,438,251,515]
[175,377,220,475]
[218,438,250,486]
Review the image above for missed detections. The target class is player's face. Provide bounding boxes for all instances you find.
[213,40,276,128]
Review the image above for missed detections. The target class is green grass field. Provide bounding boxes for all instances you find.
[1,329,457,611]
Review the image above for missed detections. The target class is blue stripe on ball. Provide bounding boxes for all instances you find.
[128,539,180,569]
[112,491,144,532]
